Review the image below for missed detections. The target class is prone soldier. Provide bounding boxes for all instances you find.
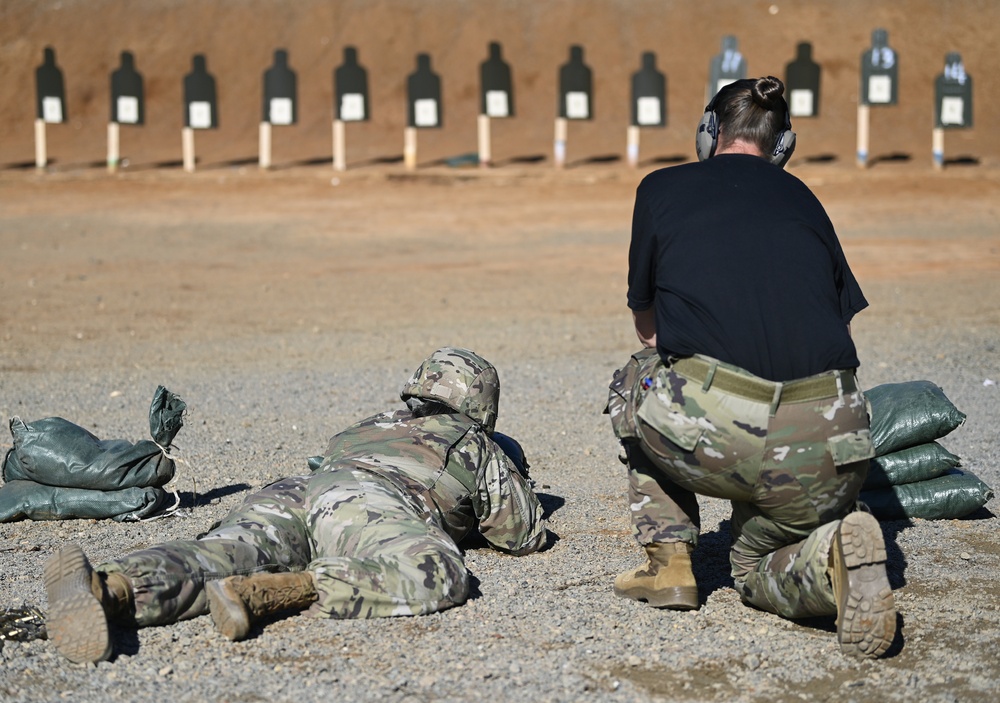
[44,347,546,663]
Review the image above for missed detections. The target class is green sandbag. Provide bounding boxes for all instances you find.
[862,442,962,490]
[0,479,169,522]
[148,384,186,446]
[1,385,184,490]
[860,469,994,521]
[866,380,966,455]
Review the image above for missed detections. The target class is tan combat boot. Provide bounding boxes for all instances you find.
[614,542,699,610]
[44,544,134,664]
[206,571,318,641]
[829,511,896,658]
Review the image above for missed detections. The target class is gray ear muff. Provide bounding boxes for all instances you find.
[695,110,718,161]
[770,129,797,168]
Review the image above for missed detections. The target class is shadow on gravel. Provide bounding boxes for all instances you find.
[178,483,252,509]
[791,610,907,659]
[536,492,565,521]
[466,573,482,600]
[693,521,735,600]
[962,506,996,520]
[110,624,140,658]
[880,519,913,590]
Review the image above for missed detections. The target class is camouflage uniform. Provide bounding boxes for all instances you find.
[100,352,544,627]
[608,349,874,618]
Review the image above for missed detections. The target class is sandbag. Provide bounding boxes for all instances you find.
[862,442,962,490]
[866,380,965,455]
[0,479,170,522]
[2,385,184,490]
[860,469,994,521]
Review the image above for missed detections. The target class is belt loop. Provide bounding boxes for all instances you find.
[701,362,717,392]
[835,369,845,403]
[769,382,783,417]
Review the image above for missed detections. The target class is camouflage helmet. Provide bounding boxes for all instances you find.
[400,347,500,433]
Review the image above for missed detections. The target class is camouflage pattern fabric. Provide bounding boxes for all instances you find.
[101,410,544,627]
[400,347,501,434]
[613,353,873,619]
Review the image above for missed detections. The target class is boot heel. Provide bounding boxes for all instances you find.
[833,512,896,658]
[44,545,112,664]
[206,578,252,641]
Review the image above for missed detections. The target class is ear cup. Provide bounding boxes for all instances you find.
[770,129,797,167]
[695,110,718,161]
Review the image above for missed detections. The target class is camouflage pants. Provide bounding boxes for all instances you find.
[101,467,468,627]
[623,354,873,619]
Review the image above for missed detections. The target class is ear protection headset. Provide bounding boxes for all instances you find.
[695,88,797,167]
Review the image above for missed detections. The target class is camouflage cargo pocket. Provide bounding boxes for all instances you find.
[828,429,876,466]
[605,348,660,442]
[635,383,706,453]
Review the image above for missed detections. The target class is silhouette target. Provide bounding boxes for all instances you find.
[631,52,666,127]
[785,42,821,118]
[183,55,218,129]
[480,42,514,118]
[709,36,746,98]
[35,46,66,123]
[860,29,899,106]
[335,47,369,122]
[262,49,297,125]
[110,51,144,125]
[935,52,972,128]
[558,45,592,120]
[407,53,442,128]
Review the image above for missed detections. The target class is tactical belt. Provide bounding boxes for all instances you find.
[671,355,857,406]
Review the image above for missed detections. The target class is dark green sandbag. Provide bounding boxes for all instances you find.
[862,442,962,490]
[148,385,186,446]
[860,469,994,521]
[1,385,184,490]
[866,380,966,455]
[0,479,169,522]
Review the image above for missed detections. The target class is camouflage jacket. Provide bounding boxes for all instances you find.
[319,410,546,556]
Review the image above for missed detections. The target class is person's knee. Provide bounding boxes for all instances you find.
[412,550,469,609]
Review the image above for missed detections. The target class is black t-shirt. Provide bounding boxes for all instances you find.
[628,154,868,382]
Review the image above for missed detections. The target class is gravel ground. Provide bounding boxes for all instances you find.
[0,166,998,702]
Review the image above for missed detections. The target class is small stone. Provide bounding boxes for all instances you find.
[959,552,972,560]
[158,665,173,677]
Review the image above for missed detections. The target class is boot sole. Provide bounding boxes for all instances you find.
[206,579,251,641]
[613,583,699,611]
[835,512,896,658]
[43,545,112,664]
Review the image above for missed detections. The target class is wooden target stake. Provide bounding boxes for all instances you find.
[182,127,196,172]
[107,122,120,172]
[34,119,47,169]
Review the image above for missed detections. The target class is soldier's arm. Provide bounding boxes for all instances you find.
[471,436,546,556]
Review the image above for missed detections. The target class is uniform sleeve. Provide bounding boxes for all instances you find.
[835,252,868,323]
[627,183,657,312]
[471,435,546,556]
[828,224,869,323]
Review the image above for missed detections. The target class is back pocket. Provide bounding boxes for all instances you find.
[828,429,876,466]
